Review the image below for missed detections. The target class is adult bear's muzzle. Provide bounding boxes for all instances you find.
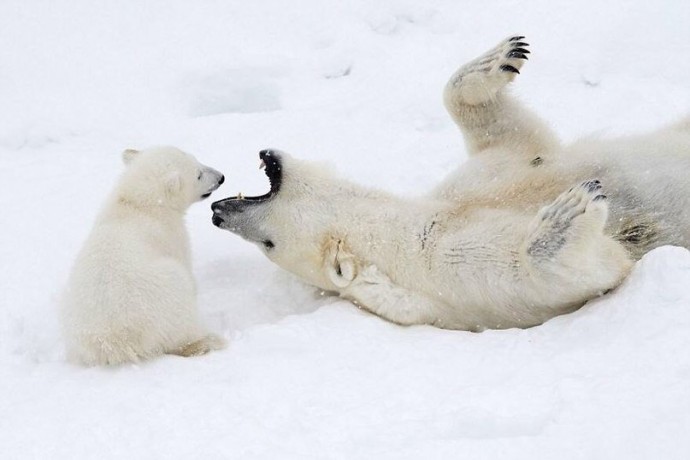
[211,149,283,246]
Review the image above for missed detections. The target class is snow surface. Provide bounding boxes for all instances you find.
[1,0,689,458]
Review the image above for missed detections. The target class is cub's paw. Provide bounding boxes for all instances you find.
[527,180,608,259]
[172,334,226,358]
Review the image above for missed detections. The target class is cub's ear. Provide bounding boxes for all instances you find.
[323,237,357,288]
[122,149,140,165]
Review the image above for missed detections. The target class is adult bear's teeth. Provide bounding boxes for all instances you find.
[259,159,266,170]
[238,192,244,200]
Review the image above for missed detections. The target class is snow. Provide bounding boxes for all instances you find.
[1,0,689,458]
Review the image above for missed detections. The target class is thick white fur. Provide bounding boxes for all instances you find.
[61,146,225,365]
[214,36,690,331]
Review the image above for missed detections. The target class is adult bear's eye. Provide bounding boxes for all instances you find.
[197,171,203,180]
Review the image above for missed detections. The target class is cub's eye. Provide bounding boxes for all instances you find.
[197,171,203,180]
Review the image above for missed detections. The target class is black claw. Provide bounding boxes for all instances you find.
[500,64,520,74]
[514,42,529,47]
[583,180,602,192]
[507,52,528,60]
[593,194,607,202]
[511,47,530,54]
[509,36,525,42]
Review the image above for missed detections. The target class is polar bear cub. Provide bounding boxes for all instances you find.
[61,146,226,366]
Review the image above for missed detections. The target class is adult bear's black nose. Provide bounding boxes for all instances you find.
[218,175,225,185]
[211,200,223,213]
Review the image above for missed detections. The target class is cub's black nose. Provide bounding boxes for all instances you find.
[218,175,225,185]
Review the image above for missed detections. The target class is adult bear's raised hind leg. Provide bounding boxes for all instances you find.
[444,36,559,158]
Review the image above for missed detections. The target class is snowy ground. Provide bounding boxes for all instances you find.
[1,1,689,458]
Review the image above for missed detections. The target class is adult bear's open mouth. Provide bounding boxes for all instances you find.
[211,149,282,225]
[229,149,282,202]
[211,150,281,249]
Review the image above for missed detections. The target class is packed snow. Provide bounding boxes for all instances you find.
[1,0,689,458]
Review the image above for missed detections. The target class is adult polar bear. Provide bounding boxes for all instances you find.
[212,36,690,331]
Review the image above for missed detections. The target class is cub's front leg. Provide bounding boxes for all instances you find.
[521,180,633,308]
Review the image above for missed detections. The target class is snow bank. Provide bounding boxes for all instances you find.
[2,248,689,459]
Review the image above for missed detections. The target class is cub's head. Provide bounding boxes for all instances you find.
[120,146,224,210]
[211,149,376,291]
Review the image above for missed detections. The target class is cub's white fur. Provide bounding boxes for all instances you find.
[212,36,690,331]
[61,146,225,365]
